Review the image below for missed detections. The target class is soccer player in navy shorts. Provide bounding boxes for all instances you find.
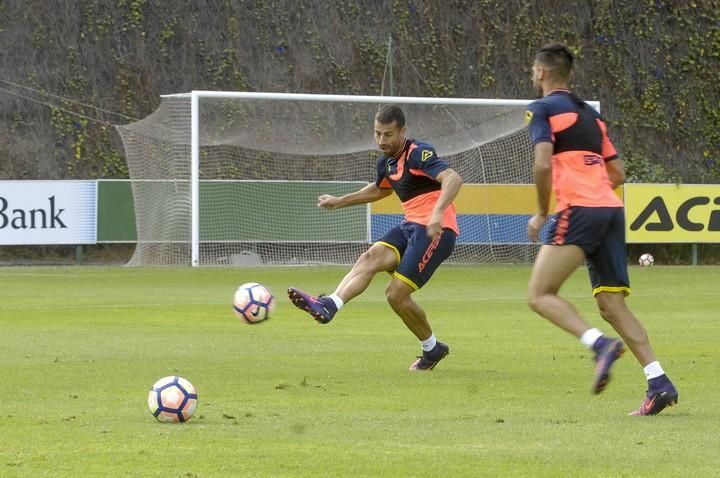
[526,43,678,415]
[288,104,463,371]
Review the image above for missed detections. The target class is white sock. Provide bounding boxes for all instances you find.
[579,328,604,350]
[328,294,344,310]
[643,361,665,380]
[421,334,437,352]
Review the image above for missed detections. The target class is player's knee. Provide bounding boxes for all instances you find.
[385,284,408,307]
[355,250,378,270]
[355,250,371,264]
[600,312,614,325]
[357,248,390,271]
[597,299,623,323]
[527,296,541,314]
[527,291,545,314]
[385,287,400,307]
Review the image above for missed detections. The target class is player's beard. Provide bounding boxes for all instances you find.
[381,140,402,157]
[534,83,543,98]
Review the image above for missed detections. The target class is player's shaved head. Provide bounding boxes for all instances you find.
[375,104,405,128]
[535,43,574,80]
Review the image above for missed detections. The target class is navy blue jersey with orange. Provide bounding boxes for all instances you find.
[375,138,459,234]
[375,138,446,200]
[526,89,622,211]
[526,90,615,159]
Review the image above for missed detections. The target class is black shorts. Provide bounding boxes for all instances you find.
[543,206,630,296]
[376,221,456,290]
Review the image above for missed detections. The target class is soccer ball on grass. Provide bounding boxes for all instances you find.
[233,282,275,324]
[638,253,654,267]
[148,376,198,423]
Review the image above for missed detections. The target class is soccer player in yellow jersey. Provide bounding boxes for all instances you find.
[526,43,678,415]
[288,104,463,371]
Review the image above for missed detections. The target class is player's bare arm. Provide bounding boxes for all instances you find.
[528,142,553,242]
[605,158,626,188]
[427,168,463,238]
[317,182,393,210]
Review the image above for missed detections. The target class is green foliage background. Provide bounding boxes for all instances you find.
[0,0,718,182]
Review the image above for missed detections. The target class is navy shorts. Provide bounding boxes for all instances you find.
[543,206,630,296]
[375,221,456,290]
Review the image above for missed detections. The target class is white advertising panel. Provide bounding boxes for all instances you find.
[0,181,97,245]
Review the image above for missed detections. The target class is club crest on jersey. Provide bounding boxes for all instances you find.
[525,110,533,125]
[421,150,434,162]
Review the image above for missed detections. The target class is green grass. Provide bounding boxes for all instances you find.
[0,264,718,477]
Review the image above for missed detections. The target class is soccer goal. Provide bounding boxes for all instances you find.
[116,91,599,267]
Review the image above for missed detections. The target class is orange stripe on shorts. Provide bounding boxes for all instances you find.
[553,209,571,245]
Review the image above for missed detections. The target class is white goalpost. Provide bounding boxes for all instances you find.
[117,91,599,267]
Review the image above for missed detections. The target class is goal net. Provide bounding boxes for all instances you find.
[116,92,598,266]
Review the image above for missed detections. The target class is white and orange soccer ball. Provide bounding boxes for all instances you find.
[233,282,275,324]
[638,253,654,267]
[147,376,198,423]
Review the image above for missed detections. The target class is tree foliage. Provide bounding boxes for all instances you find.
[0,0,718,182]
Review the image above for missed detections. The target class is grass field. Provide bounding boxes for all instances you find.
[1,264,718,477]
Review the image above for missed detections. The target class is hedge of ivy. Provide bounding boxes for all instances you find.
[0,0,717,184]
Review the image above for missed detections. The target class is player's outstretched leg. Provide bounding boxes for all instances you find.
[287,287,337,324]
[629,375,678,416]
[591,336,625,394]
[408,342,450,371]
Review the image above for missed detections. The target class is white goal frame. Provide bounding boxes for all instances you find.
[163,91,599,267]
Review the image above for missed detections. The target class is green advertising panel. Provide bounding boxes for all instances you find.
[97,180,367,242]
[199,182,367,241]
[97,181,137,241]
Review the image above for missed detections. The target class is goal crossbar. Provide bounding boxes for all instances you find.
[119,91,600,266]
[183,91,599,266]
[165,90,598,108]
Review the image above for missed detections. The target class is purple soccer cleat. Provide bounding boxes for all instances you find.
[591,337,625,394]
[287,287,337,324]
[409,342,450,371]
[629,375,678,416]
